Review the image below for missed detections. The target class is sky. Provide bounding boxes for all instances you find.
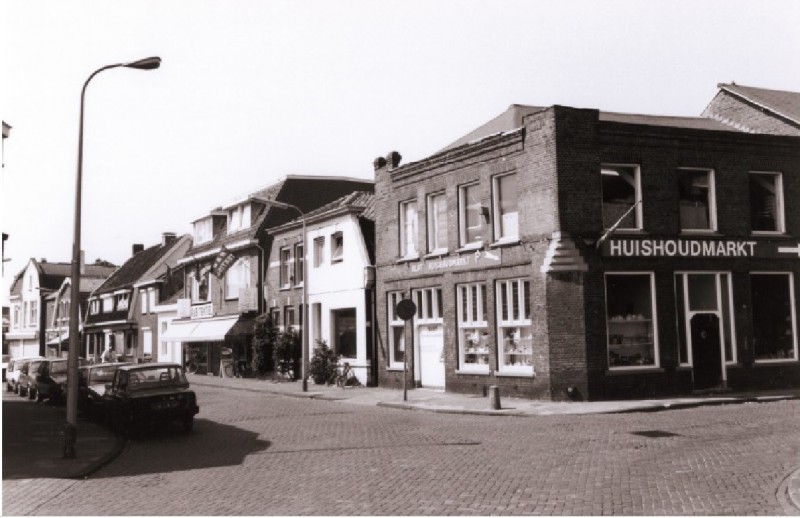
[2,0,800,303]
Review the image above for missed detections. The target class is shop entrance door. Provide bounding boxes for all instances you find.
[690,313,722,390]
[418,325,445,388]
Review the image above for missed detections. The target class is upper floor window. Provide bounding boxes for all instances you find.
[279,247,292,288]
[331,232,344,263]
[749,172,785,233]
[493,173,519,242]
[269,308,281,332]
[459,182,484,247]
[678,168,716,232]
[399,200,418,258]
[102,296,113,313]
[225,257,251,299]
[427,193,447,254]
[294,244,304,285]
[227,204,251,234]
[313,237,325,267]
[90,300,100,315]
[193,218,213,245]
[601,165,641,230]
[116,293,130,311]
[191,270,210,303]
[284,306,297,332]
[12,305,20,329]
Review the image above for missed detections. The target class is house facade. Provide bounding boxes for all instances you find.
[43,275,107,357]
[165,175,374,377]
[84,233,192,363]
[373,102,800,401]
[266,190,376,386]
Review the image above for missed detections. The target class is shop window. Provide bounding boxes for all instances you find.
[749,172,784,233]
[601,165,641,230]
[279,247,292,288]
[412,287,443,322]
[675,273,736,365]
[331,232,344,263]
[387,292,406,367]
[399,200,418,258]
[459,182,485,247]
[225,257,251,299]
[457,283,490,371]
[493,173,519,242]
[332,308,357,358]
[678,169,716,231]
[751,273,797,362]
[294,244,304,285]
[605,273,658,369]
[496,279,533,373]
[313,237,325,267]
[427,193,448,254]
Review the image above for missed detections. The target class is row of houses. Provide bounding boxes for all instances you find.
[6,82,800,400]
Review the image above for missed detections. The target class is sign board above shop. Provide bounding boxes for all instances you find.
[601,237,800,259]
[407,247,503,274]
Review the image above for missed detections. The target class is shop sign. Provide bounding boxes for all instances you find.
[409,248,502,274]
[603,238,799,259]
[191,302,214,319]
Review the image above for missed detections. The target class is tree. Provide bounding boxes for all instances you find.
[309,340,339,385]
[274,330,301,380]
[251,313,277,376]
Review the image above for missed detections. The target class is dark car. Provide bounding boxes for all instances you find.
[102,363,199,436]
[30,358,89,404]
[18,359,44,398]
[76,363,131,419]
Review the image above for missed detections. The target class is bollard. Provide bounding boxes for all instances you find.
[488,385,501,410]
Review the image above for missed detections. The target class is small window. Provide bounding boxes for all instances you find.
[313,237,325,267]
[269,308,281,331]
[678,169,716,231]
[459,183,485,247]
[279,247,292,288]
[331,232,344,263]
[102,297,113,313]
[295,244,304,285]
[749,172,784,233]
[284,306,296,332]
[193,218,213,245]
[427,193,448,253]
[605,273,659,369]
[399,200,418,258]
[493,173,519,242]
[140,290,148,314]
[601,165,641,230]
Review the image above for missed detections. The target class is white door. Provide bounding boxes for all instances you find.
[418,325,445,388]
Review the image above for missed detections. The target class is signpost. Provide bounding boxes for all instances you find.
[395,298,417,402]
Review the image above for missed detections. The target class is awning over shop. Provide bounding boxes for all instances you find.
[46,333,69,345]
[161,315,241,343]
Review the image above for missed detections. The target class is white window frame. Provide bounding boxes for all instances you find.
[387,291,406,368]
[412,287,443,324]
[426,193,447,254]
[749,171,785,234]
[459,182,484,249]
[102,296,113,313]
[227,204,252,234]
[331,232,344,263]
[492,172,520,243]
[750,272,798,364]
[191,270,211,303]
[12,304,20,329]
[457,283,490,373]
[601,164,642,231]
[496,278,534,374]
[604,272,660,370]
[675,272,736,367]
[160,322,169,356]
[140,290,148,314]
[116,292,130,311]
[142,329,153,356]
[193,218,213,245]
[677,167,717,233]
[279,247,292,289]
[294,243,304,286]
[313,237,325,268]
[399,199,419,259]
[225,257,251,299]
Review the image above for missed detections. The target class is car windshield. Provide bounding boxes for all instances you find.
[88,366,120,383]
[127,366,188,389]
[50,361,68,375]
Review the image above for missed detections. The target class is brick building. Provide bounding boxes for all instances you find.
[373,100,800,401]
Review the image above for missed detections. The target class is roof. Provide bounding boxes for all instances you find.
[716,83,800,127]
[94,236,188,295]
[9,260,116,295]
[439,104,545,152]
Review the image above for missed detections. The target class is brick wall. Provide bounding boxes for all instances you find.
[702,91,800,136]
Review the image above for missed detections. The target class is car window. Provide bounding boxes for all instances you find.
[90,366,119,383]
[128,367,188,388]
[28,361,42,374]
[50,361,68,375]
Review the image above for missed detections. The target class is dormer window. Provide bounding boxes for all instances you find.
[102,296,113,313]
[228,204,252,234]
[194,218,213,245]
[116,293,130,311]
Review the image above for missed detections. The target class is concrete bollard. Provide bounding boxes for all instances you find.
[488,385,501,410]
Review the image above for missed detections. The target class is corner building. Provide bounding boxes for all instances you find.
[373,102,800,401]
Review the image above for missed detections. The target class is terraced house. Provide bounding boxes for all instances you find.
[373,83,800,401]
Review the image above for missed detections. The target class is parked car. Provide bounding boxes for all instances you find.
[76,363,131,419]
[6,356,43,393]
[102,363,199,436]
[30,358,89,404]
[18,359,45,398]
[2,354,9,381]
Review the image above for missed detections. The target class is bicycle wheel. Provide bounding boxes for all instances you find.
[186,361,198,374]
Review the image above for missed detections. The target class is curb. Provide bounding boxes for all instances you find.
[776,467,800,516]
[68,432,127,480]
[609,395,800,414]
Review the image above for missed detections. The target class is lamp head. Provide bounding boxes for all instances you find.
[125,57,161,70]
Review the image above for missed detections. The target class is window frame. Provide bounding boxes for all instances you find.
[601,164,642,231]
[331,232,344,263]
[225,257,251,300]
[604,272,660,371]
[294,243,304,286]
[458,182,484,249]
[426,192,448,254]
[492,172,520,243]
[313,236,325,268]
[750,271,798,364]
[457,283,490,373]
[495,278,533,374]
[749,171,785,234]
[677,167,717,233]
[193,218,213,245]
[279,247,292,289]
[399,199,419,259]
[387,291,407,368]
[332,307,358,359]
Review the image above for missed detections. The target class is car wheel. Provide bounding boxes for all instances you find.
[28,388,36,400]
[36,390,45,403]
[182,416,194,434]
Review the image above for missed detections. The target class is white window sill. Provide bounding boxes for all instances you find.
[604,228,645,235]
[489,238,519,248]
[605,367,664,375]
[456,243,483,253]
[455,368,491,375]
[495,370,535,378]
[753,359,799,366]
[679,230,719,235]
[424,250,448,259]
[396,255,420,264]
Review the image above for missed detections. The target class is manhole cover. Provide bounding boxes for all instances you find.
[631,430,681,438]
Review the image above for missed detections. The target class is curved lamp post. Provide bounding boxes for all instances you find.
[65,56,161,459]
[262,200,309,392]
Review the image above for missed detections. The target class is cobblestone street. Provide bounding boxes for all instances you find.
[4,384,800,515]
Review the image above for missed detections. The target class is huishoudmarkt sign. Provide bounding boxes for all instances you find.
[602,237,800,259]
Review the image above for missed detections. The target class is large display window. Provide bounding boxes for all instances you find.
[496,279,533,373]
[751,273,797,362]
[457,283,490,372]
[605,273,659,369]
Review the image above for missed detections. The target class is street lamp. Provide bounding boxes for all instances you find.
[65,56,161,459]
[262,200,309,392]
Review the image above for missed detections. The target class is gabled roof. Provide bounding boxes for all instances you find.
[8,260,116,295]
[439,104,545,152]
[93,235,189,295]
[715,83,800,127]
[302,191,375,222]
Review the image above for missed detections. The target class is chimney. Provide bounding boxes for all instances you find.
[133,244,145,256]
[40,258,47,263]
[162,232,177,246]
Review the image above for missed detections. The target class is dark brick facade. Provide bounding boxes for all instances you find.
[374,105,800,401]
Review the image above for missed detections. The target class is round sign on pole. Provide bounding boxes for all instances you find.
[396,299,417,321]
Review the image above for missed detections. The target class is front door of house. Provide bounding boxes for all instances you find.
[690,313,722,390]
[418,325,445,388]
